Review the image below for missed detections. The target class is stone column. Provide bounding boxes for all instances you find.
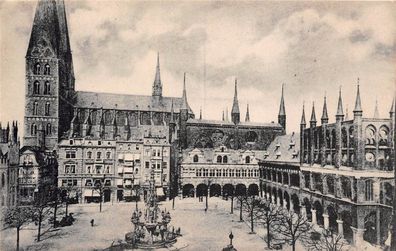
[276,196,281,207]
[311,209,317,225]
[351,227,365,248]
[283,199,288,209]
[323,214,329,229]
[337,219,344,237]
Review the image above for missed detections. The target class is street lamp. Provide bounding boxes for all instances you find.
[229,231,234,246]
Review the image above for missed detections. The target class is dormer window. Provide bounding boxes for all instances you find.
[276,151,281,159]
[289,141,295,149]
[223,156,228,163]
[292,150,298,159]
[217,156,222,163]
[245,156,251,164]
[221,147,225,152]
[193,155,199,163]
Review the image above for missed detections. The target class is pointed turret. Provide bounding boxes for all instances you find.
[222,110,225,121]
[170,100,175,124]
[278,84,286,131]
[321,95,329,124]
[199,107,202,120]
[245,103,250,122]
[390,97,395,117]
[373,99,379,118]
[231,78,240,124]
[301,102,306,126]
[336,87,344,118]
[310,102,317,127]
[226,107,229,122]
[152,52,162,97]
[353,81,363,115]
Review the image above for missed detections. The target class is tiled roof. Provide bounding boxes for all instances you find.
[260,132,300,164]
[238,121,283,128]
[75,91,194,114]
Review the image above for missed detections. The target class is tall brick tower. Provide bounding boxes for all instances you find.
[24,0,75,149]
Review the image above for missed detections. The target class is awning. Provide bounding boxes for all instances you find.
[156,187,165,196]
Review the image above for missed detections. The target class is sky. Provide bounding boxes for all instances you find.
[0,0,395,136]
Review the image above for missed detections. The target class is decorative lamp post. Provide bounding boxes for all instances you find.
[229,231,234,246]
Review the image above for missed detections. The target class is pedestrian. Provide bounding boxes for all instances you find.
[90,219,94,227]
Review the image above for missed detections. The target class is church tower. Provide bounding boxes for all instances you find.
[24,0,75,149]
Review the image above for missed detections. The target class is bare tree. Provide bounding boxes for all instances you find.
[32,190,53,242]
[276,209,311,251]
[243,196,261,233]
[2,206,34,251]
[255,199,283,249]
[235,195,247,222]
[302,228,347,251]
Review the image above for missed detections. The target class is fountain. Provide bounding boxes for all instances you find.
[124,169,180,249]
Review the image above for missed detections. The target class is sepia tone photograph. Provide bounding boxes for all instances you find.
[0,0,395,250]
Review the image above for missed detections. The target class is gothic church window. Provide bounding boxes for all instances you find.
[34,63,41,75]
[341,177,352,199]
[46,123,51,135]
[44,64,50,75]
[45,102,50,116]
[379,126,389,146]
[33,81,40,94]
[44,82,50,95]
[33,102,38,115]
[223,156,228,163]
[342,128,348,148]
[31,123,37,135]
[365,125,376,145]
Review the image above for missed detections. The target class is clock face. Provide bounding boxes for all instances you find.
[365,152,375,162]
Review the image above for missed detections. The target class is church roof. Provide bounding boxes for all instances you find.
[74,91,193,113]
[186,119,282,128]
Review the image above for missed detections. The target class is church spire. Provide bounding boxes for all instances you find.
[278,84,286,131]
[245,103,250,122]
[321,94,329,124]
[231,78,240,124]
[199,107,202,120]
[279,84,286,116]
[222,110,225,121]
[152,52,162,97]
[181,72,189,110]
[374,99,379,118]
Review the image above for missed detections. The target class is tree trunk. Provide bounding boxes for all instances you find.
[267,220,271,248]
[16,226,20,251]
[250,210,254,233]
[205,193,208,210]
[53,200,58,228]
[99,190,103,212]
[239,200,243,221]
[37,211,42,242]
[172,196,175,210]
[292,240,296,251]
[231,196,234,214]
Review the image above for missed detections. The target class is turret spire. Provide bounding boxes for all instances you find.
[310,102,317,123]
[222,110,225,121]
[199,107,202,120]
[300,102,306,125]
[321,94,329,124]
[373,99,379,118]
[152,52,162,97]
[390,97,395,116]
[245,103,250,122]
[336,86,344,117]
[353,79,362,113]
[231,78,240,124]
[170,100,175,123]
